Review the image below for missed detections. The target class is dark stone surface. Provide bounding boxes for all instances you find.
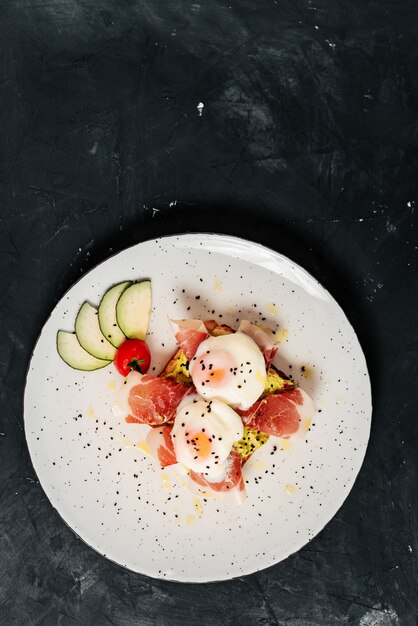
[0,0,417,624]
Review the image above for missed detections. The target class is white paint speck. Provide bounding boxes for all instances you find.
[364,275,384,302]
[76,571,99,596]
[314,24,319,29]
[152,208,160,218]
[386,219,396,233]
[89,142,98,155]
[408,544,413,553]
[169,200,177,207]
[360,607,399,626]
[325,39,336,48]
[197,102,204,116]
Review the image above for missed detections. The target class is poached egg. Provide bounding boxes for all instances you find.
[189,332,267,410]
[171,393,244,481]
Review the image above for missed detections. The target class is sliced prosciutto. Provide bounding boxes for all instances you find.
[146,425,177,468]
[188,450,247,504]
[170,319,209,360]
[238,320,279,368]
[127,375,194,426]
[238,388,315,437]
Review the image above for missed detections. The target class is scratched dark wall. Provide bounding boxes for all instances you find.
[1,0,417,624]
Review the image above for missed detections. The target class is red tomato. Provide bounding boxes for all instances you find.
[114,339,151,376]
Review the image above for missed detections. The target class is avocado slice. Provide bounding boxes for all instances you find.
[98,281,132,347]
[116,280,151,340]
[75,302,117,361]
[57,331,111,371]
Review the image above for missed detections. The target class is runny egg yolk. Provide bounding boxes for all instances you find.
[190,431,212,458]
[191,351,234,389]
[208,368,226,385]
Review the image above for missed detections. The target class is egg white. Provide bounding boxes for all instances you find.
[189,332,267,410]
[172,393,243,481]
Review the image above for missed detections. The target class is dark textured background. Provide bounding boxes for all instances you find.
[1,0,417,624]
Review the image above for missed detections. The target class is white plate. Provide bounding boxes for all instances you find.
[24,234,372,582]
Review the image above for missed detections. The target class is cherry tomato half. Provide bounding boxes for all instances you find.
[114,339,151,376]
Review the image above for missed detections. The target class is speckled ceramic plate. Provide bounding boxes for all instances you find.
[24,233,372,582]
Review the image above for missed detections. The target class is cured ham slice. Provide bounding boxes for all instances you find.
[146,425,177,468]
[188,450,247,504]
[170,319,209,360]
[127,375,194,426]
[238,388,315,437]
[237,320,279,368]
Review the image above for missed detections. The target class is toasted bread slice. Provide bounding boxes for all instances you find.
[203,319,234,336]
